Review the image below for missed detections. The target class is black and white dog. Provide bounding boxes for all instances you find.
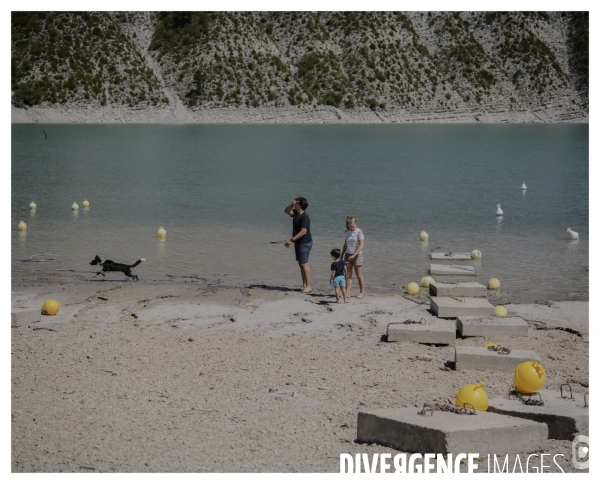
[90,255,145,280]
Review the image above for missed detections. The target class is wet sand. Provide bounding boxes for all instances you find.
[11,278,589,472]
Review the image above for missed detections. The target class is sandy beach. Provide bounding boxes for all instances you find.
[11,276,588,472]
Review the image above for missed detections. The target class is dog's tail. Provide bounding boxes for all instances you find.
[130,258,145,268]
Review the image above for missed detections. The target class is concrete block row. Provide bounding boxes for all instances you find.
[430,297,494,318]
[387,321,455,346]
[455,346,540,372]
[356,392,586,456]
[429,282,487,298]
[430,264,476,276]
[11,308,41,327]
[357,407,547,455]
[386,316,529,346]
[457,316,529,337]
[488,390,589,441]
[430,252,472,260]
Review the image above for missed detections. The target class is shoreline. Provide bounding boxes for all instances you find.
[11,269,589,306]
[12,105,589,124]
[11,279,589,472]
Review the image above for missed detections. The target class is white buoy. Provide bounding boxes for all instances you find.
[471,249,482,260]
[29,201,36,210]
[157,226,166,238]
[82,199,90,208]
[72,202,79,211]
[521,181,527,190]
[567,228,579,240]
[496,204,504,216]
[419,230,428,242]
[18,220,27,232]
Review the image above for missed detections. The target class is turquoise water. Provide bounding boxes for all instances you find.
[12,124,588,300]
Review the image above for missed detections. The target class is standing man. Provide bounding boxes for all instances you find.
[284,197,312,293]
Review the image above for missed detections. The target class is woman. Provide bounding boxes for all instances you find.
[341,216,365,299]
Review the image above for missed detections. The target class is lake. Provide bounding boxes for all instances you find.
[12,123,588,301]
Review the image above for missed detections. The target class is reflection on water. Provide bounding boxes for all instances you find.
[12,124,588,299]
[156,239,167,273]
[496,215,503,234]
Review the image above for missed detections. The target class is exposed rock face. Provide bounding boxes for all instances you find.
[11,11,588,123]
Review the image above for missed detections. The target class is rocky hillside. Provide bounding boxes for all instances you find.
[11,11,588,123]
[11,12,167,108]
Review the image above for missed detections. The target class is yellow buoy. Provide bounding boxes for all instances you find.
[419,230,428,241]
[72,202,79,211]
[406,282,419,295]
[18,220,27,232]
[421,276,435,288]
[495,305,508,317]
[483,342,499,349]
[471,249,482,259]
[514,361,546,394]
[456,382,488,411]
[41,299,61,316]
[488,278,500,290]
[157,226,167,238]
[29,201,36,210]
[82,199,90,208]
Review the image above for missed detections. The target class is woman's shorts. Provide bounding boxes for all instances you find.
[333,275,346,287]
[295,241,313,263]
[344,252,363,266]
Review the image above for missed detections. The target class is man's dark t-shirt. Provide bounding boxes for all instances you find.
[292,210,312,244]
[331,259,346,277]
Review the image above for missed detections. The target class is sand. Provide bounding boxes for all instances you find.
[11,104,589,125]
[11,278,588,472]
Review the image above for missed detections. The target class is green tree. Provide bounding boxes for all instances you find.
[193,69,206,95]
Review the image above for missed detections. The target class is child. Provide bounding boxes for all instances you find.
[330,248,348,303]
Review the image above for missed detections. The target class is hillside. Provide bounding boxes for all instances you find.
[11,12,167,109]
[11,11,589,123]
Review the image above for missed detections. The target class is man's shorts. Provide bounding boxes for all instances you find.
[344,252,363,266]
[295,241,313,263]
[333,275,346,287]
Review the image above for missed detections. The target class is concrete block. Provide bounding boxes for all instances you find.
[11,308,41,327]
[357,407,547,455]
[458,316,529,337]
[455,346,540,372]
[429,282,487,298]
[488,390,589,440]
[387,320,456,345]
[431,252,472,260]
[430,264,476,276]
[430,297,494,318]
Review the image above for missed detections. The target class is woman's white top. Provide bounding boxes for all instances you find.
[345,227,364,254]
